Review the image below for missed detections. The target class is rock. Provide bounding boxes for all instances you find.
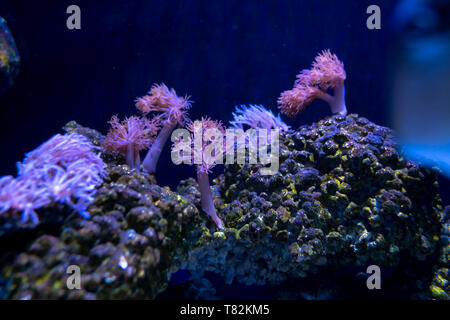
[182,114,444,293]
[2,159,206,299]
[0,17,20,95]
[0,115,447,299]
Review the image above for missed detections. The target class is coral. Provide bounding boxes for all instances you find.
[136,83,191,125]
[181,114,443,291]
[173,117,225,229]
[64,120,125,166]
[18,133,105,176]
[2,164,207,299]
[429,205,450,299]
[0,133,106,225]
[185,117,226,174]
[230,104,290,131]
[0,115,447,300]
[103,115,160,169]
[278,50,347,117]
[0,176,49,225]
[136,83,192,173]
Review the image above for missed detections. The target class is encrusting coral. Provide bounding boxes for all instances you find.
[136,83,191,173]
[278,50,347,117]
[103,115,160,169]
[2,164,206,299]
[0,115,447,300]
[180,114,444,296]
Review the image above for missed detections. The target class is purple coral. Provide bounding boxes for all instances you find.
[103,115,160,169]
[0,176,50,225]
[136,83,192,173]
[278,50,347,117]
[18,133,105,175]
[0,133,107,225]
[173,117,225,229]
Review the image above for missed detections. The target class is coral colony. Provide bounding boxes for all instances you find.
[173,117,226,229]
[103,115,160,169]
[0,49,347,229]
[135,83,192,173]
[278,50,347,117]
[0,133,106,225]
[1,49,449,300]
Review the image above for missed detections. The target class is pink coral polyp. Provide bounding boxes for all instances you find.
[103,115,160,169]
[103,115,158,155]
[174,117,225,174]
[278,49,347,117]
[135,83,191,125]
[309,49,346,90]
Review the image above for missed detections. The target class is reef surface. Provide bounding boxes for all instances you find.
[0,114,448,299]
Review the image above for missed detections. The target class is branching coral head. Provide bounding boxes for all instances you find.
[306,49,346,91]
[135,83,192,126]
[103,115,160,169]
[278,49,347,117]
[278,85,322,117]
[137,84,193,173]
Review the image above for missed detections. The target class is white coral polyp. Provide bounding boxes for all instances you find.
[0,133,107,225]
[230,104,290,131]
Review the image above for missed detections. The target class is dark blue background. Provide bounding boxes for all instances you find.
[0,0,447,204]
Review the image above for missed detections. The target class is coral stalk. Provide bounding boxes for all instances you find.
[143,120,177,173]
[136,83,192,173]
[278,49,347,117]
[197,170,223,229]
[172,117,225,229]
[126,143,140,169]
[318,80,347,115]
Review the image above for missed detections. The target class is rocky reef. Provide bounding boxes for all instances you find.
[429,206,449,299]
[1,122,208,299]
[2,164,207,299]
[0,114,448,299]
[179,114,445,298]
